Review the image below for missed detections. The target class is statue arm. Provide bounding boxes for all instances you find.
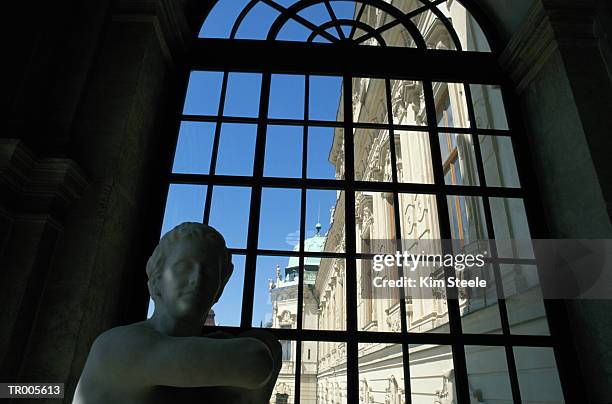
[200,330,282,403]
[90,326,276,390]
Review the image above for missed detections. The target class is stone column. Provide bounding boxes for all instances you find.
[0,139,88,382]
[500,1,612,402]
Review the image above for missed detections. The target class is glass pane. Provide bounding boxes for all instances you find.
[324,27,341,42]
[309,76,343,122]
[172,121,215,174]
[264,125,303,178]
[436,0,492,52]
[399,193,440,240]
[254,255,297,328]
[331,1,357,21]
[269,74,306,119]
[434,82,470,128]
[408,288,451,333]
[465,345,513,403]
[182,71,223,116]
[480,135,520,188]
[298,3,331,26]
[302,341,347,403]
[272,342,297,403]
[353,78,388,124]
[355,191,396,254]
[409,344,456,403]
[235,2,281,40]
[390,80,425,125]
[307,127,344,180]
[312,34,333,44]
[358,258,403,333]
[278,18,313,42]
[274,0,298,7]
[489,198,534,258]
[306,189,345,253]
[352,27,368,42]
[223,72,261,117]
[303,258,346,331]
[381,21,417,48]
[411,11,457,51]
[340,25,352,39]
[502,264,550,335]
[355,4,395,31]
[439,133,480,186]
[470,84,509,129]
[210,254,245,327]
[395,131,434,184]
[209,186,251,249]
[447,195,488,244]
[354,128,392,182]
[259,188,301,251]
[359,343,404,403]
[160,184,206,236]
[459,263,503,334]
[215,123,256,176]
[514,347,565,403]
[397,193,448,332]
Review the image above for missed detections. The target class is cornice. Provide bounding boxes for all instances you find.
[0,139,89,219]
[499,2,557,93]
[500,0,598,93]
[113,0,195,69]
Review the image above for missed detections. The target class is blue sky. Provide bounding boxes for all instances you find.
[147,2,346,324]
[197,0,358,42]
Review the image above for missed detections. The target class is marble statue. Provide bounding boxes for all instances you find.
[73,222,282,403]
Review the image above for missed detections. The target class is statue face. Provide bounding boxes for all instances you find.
[155,237,222,319]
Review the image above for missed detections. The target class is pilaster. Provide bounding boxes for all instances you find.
[499,2,612,402]
[0,139,88,381]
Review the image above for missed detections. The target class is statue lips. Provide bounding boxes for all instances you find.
[181,289,205,299]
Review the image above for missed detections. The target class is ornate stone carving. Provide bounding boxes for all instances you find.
[278,309,295,327]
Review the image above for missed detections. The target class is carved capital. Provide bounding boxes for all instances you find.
[113,0,196,68]
[500,0,598,93]
[0,139,89,219]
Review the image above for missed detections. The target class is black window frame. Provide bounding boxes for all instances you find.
[151,1,586,403]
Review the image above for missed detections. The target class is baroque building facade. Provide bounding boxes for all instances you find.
[267,1,559,403]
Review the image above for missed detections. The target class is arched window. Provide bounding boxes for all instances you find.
[157,1,568,402]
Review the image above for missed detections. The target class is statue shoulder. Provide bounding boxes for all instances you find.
[89,323,161,365]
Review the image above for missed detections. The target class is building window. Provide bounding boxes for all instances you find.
[154,1,567,403]
[281,338,292,361]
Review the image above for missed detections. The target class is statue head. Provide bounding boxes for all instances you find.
[146,222,233,320]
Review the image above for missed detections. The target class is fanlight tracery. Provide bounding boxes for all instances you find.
[200,0,491,52]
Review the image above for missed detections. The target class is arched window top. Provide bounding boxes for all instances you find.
[200,0,491,52]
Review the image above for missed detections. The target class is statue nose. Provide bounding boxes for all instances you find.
[188,264,205,286]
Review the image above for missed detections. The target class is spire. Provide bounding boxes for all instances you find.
[316,203,322,234]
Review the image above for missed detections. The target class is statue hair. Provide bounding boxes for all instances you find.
[146,222,233,302]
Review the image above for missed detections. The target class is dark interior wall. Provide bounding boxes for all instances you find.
[1,1,211,401]
[499,1,612,402]
[4,0,114,155]
[1,0,611,403]
[474,0,536,42]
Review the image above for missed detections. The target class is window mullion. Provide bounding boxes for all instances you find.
[241,71,272,328]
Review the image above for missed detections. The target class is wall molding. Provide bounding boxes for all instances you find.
[113,0,195,69]
[0,139,89,219]
[500,0,598,93]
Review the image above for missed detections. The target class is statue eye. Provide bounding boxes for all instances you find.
[172,261,191,273]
